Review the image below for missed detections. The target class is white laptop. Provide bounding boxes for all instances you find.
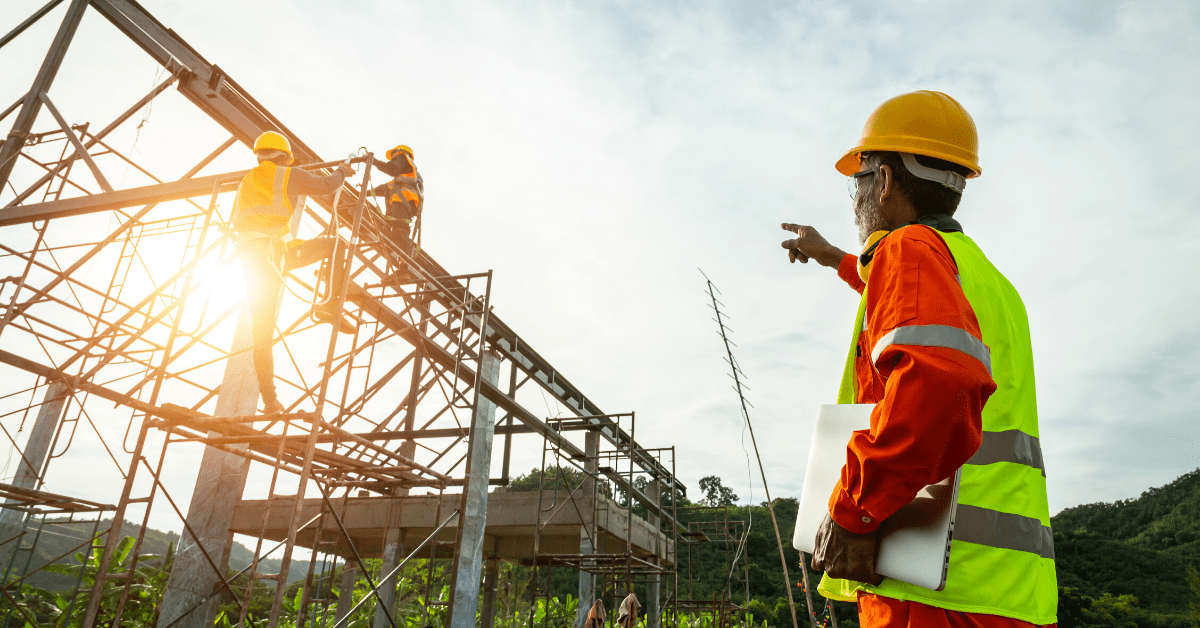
[792,404,960,591]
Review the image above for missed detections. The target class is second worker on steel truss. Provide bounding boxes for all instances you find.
[231,131,357,416]
[370,144,423,255]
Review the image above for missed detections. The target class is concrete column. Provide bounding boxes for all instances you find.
[0,381,70,576]
[368,336,424,627]
[157,191,305,628]
[156,311,258,627]
[480,557,500,628]
[335,560,358,625]
[575,430,600,628]
[373,524,405,628]
[646,479,661,628]
[0,381,69,523]
[446,349,501,628]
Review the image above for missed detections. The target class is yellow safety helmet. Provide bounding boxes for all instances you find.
[386,145,414,161]
[253,131,294,165]
[835,90,980,178]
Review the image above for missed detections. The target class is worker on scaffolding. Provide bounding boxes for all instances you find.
[370,144,424,255]
[781,92,1056,626]
[232,131,357,415]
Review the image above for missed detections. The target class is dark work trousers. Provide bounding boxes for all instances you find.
[238,236,347,405]
[387,217,414,255]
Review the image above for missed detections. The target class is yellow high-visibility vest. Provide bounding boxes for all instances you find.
[232,162,293,240]
[820,228,1057,625]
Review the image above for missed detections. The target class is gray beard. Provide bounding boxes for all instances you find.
[854,193,889,245]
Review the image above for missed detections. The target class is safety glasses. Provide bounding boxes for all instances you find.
[847,167,877,200]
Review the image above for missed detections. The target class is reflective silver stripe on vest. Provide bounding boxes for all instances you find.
[955,504,1054,560]
[871,324,991,373]
[968,429,1045,476]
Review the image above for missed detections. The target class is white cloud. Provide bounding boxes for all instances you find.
[0,0,1196,533]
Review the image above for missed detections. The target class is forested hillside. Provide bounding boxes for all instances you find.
[2,469,1197,627]
[1053,468,1200,627]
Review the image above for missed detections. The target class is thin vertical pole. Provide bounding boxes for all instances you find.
[702,275,802,628]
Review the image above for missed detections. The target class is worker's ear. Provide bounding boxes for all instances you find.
[877,163,894,204]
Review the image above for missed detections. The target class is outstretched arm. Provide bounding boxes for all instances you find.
[780,223,864,293]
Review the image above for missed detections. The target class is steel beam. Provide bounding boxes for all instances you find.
[37,92,113,192]
[0,171,242,227]
[0,0,67,52]
[4,74,178,209]
[0,0,89,191]
[87,0,685,501]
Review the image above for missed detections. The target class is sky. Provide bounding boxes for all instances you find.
[0,0,1198,529]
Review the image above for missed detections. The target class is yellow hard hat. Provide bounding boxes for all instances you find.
[836,91,980,178]
[386,145,413,161]
[253,131,294,165]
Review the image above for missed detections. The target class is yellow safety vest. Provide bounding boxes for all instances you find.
[820,229,1057,624]
[232,162,294,241]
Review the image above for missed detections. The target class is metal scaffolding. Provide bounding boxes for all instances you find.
[530,413,681,628]
[0,1,697,627]
[671,505,751,628]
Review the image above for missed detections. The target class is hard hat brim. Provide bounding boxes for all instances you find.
[835,137,982,178]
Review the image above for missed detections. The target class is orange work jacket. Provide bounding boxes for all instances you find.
[829,225,995,533]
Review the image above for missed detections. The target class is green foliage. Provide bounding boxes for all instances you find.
[1051,468,1200,627]
[1187,565,1200,627]
[698,477,739,507]
[3,469,1200,628]
[0,535,173,627]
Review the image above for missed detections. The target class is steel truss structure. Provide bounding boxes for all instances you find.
[0,1,696,628]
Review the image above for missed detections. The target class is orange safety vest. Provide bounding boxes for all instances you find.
[385,171,423,221]
[232,162,294,240]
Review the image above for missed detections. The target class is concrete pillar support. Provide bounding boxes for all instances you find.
[1,381,69,517]
[480,556,500,628]
[446,349,502,628]
[647,479,662,628]
[575,430,601,628]
[0,380,70,575]
[156,312,258,627]
[373,524,405,628]
[156,191,304,628]
[336,560,359,625]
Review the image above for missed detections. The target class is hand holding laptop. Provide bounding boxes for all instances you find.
[793,404,960,591]
[811,512,883,585]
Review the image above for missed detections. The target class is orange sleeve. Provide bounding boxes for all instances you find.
[829,227,994,534]
[836,253,866,294]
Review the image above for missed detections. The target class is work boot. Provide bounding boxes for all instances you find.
[314,303,356,334]
[262,398,285,415]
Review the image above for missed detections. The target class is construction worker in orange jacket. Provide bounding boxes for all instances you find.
[232,131,356,415]
[371,144,423,254]
[781,92,1056,627]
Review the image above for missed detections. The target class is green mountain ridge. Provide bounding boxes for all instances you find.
[2,468,1198,627]
[3,519,309,592]
[1051,468,1200,626]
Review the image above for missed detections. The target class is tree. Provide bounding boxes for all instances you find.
[698,476,738,507]
[1187,565,1200,628]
